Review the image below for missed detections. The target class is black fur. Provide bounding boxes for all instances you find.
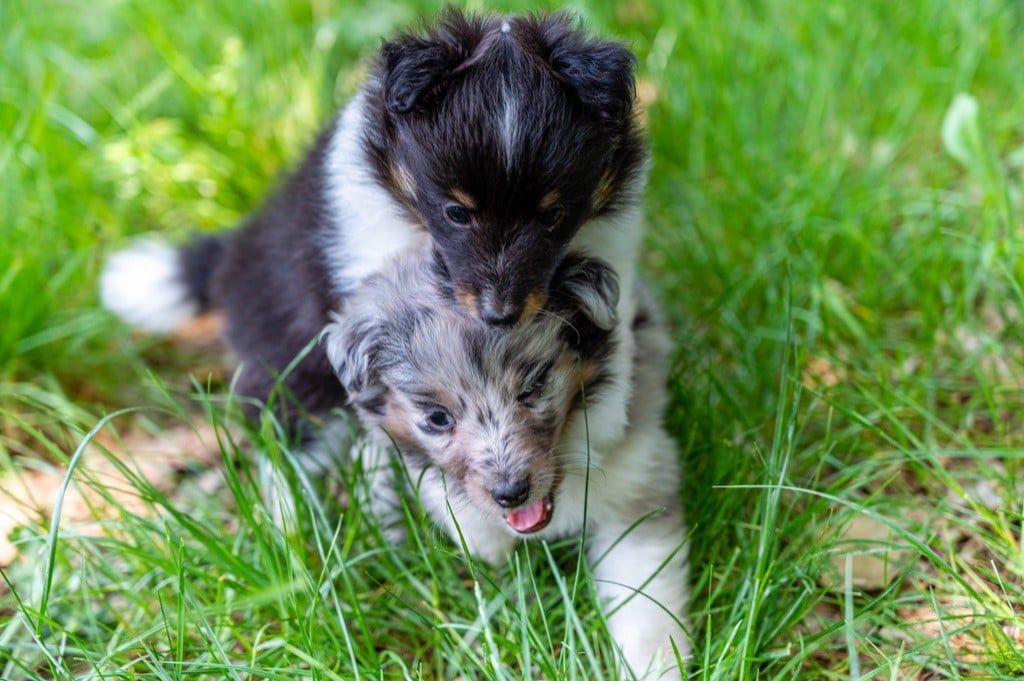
[178,234,226,312]
[210,125,344,429]
[363,9,645,321]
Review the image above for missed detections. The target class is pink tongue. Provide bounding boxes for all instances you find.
[507,499,546,533]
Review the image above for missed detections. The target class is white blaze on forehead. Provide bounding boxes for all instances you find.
[500,85,520,170]
[499,17,515,164]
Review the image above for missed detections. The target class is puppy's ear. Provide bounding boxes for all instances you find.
[541,15,637,126]
[557,257,620,329]
[548,256,620,355]
[322,308,384,408]
[380,41,458,114]
[380,10,476,114]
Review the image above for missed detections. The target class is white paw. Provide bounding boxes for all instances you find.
[611,610,690,680]
[258,455,300,532]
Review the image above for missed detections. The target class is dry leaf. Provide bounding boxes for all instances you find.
[802,355,845,389]
[819,514,915,591]
[0,421,226,567]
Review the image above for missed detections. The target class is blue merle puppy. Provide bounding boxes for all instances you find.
[323,247,689,678]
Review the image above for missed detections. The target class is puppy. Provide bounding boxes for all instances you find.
[323,248,689,678]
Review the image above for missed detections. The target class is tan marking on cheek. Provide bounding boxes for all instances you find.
[378,398,438,452]
[449,188,477,210]
[513,431,565,501]
[591,168,617,213]
[444,444,472,482]
[462,470,498,511]
[378,411,419,450]
[539,190,561,211]
[391,163,417,201]
[386,163,426,228]
[518,290,547,324]
[571,359,613,416]
[551,360,585,423]
[577,358,603,393]
[455,283,480,315]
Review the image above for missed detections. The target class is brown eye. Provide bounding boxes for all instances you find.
[444,204,472,226]
[517,361,553,403]
[540,206,566,231]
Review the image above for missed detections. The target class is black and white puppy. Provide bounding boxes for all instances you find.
[101,9,646,437]
[323,247,689,678]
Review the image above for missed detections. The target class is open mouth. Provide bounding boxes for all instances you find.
[505,496,554,534]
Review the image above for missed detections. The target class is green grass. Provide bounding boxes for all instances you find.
[2,0,1023,678]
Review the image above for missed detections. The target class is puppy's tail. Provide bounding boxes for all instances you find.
[100,233,227,333]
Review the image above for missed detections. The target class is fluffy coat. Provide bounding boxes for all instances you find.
[323,248,689,677]
[100,9,689,677]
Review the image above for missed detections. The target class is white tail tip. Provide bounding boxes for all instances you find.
[100,239,198,333]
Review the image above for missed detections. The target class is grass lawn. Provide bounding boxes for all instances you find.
[2,0,1023,678]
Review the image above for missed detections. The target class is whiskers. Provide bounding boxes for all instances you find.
[557,448,607,479]
[537,306,579,338]
[441,488,479,516]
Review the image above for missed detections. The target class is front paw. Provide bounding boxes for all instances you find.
[611,615,689,680]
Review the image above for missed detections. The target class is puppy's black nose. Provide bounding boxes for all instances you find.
[481,304,521,327]
[491,478,531,508]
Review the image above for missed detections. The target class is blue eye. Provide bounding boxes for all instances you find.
[423,408,455,433]
[517,380,543,403]
[517,361,554,403]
